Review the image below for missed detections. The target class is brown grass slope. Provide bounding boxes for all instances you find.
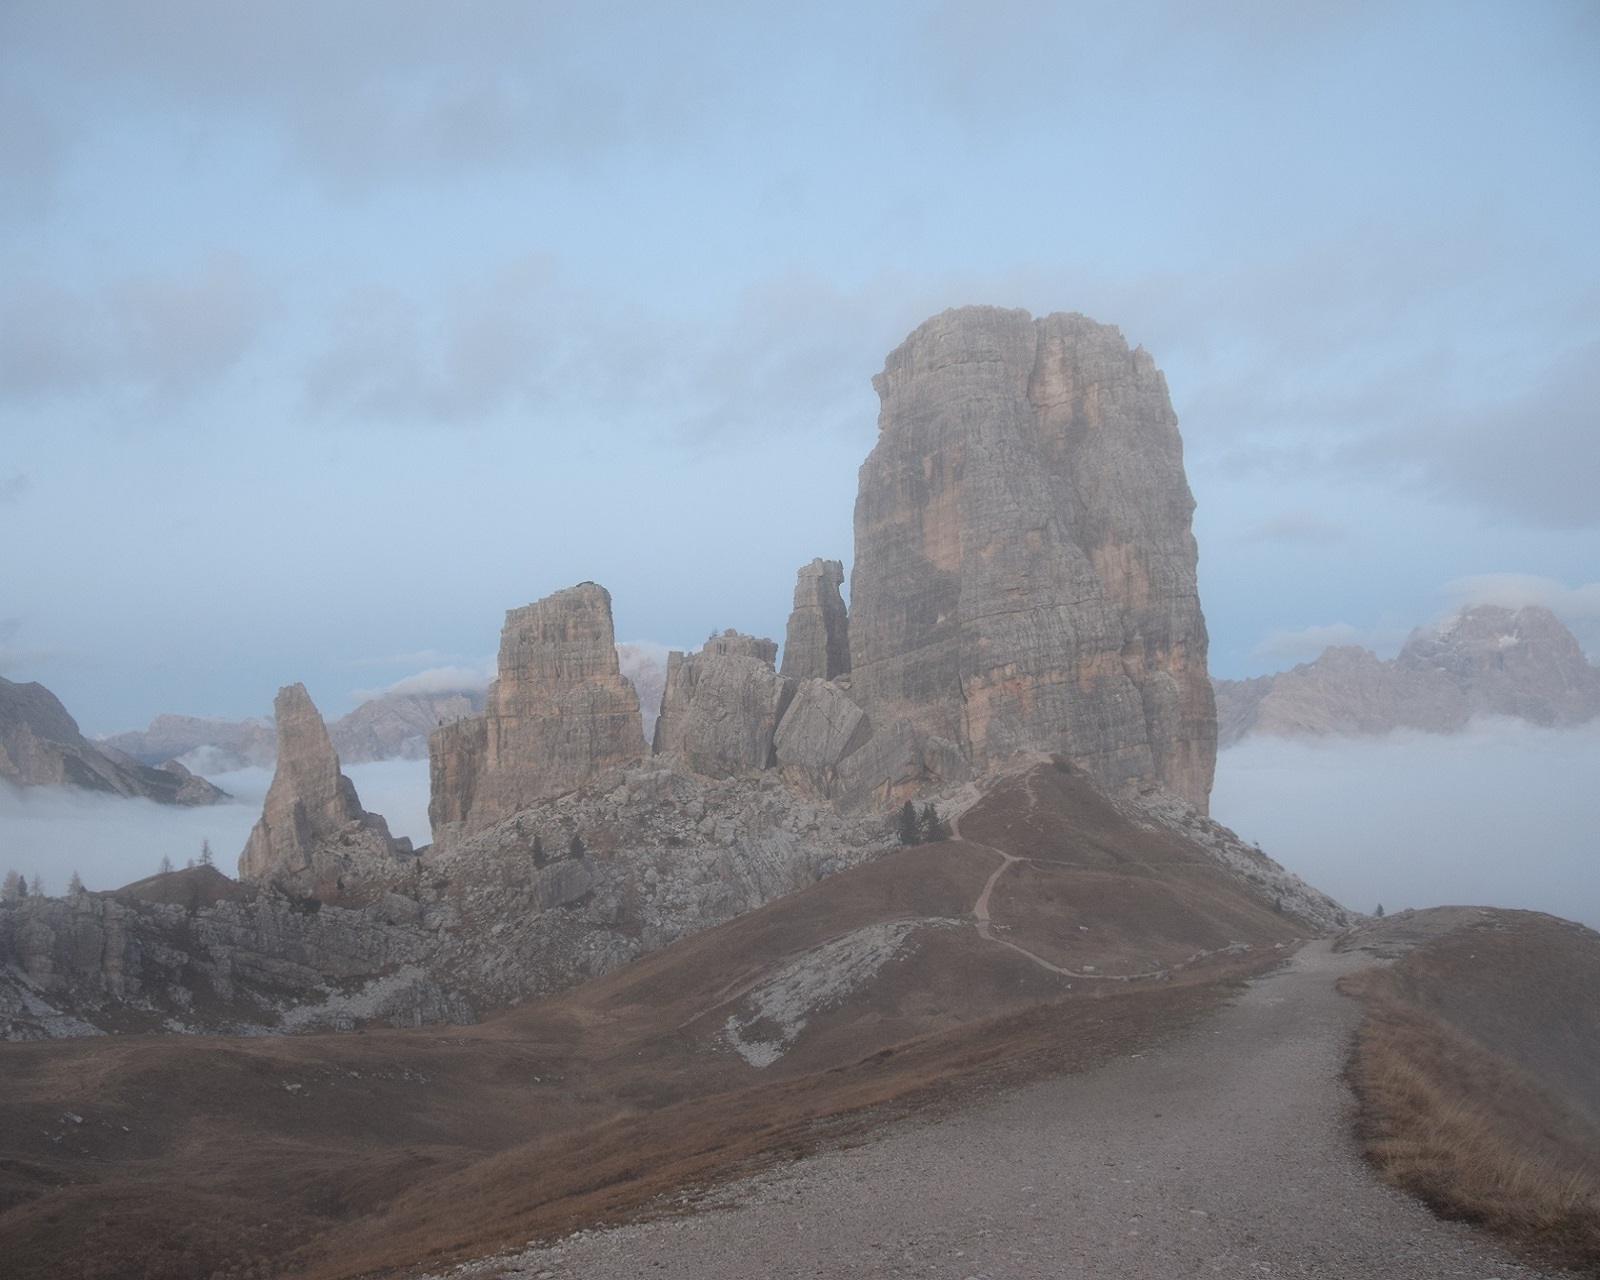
[1342,908,1600,1272]
[0,761,1305,1280]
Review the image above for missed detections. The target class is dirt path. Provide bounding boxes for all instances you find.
[435,942,1562,1280]
[960,812,1164,982]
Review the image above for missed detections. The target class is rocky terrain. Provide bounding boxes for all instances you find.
[1215,604,1600,745]
[6,304,1588,1279]
[0,675,226,805]
[237,683,417,902]
[0,757,1348,1280]
[2,306,1299,1042]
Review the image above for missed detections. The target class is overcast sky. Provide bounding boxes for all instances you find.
[2,0,1597,734]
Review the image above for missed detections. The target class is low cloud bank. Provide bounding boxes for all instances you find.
[0,760,431,895]
[1212,718,1600,930]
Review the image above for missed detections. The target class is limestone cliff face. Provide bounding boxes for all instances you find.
[652,631,793,778]
[237,684,409,899]
[780,559,850,682]
[1215,605,1600,745]
[0,677,227,805]
[843,306,1215,809]
[428,583,644,839]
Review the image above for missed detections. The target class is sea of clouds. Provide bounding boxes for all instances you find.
[4,722,1597,933]
[1212,717,1600,931]
[0,760,431,895]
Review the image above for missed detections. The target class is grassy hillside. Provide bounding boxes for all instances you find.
[0,761,1306,1280]
[1341,908,1600,1271]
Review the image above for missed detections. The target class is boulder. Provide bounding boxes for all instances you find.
[772,678,869,794]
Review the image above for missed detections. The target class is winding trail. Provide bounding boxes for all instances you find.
[437,942,1560,1280]
[955,808,1167,983]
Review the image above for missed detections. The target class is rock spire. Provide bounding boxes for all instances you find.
[841,306,1215,809]
[780,558,850,682]
[429,583,644,840]
[238,683,410,898]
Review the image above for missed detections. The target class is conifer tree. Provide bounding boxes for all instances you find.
[897,800,921,846]
[568,832,586,859]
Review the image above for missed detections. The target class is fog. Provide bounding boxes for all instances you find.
[1212,718,1600,931]
[7,729,1597,933]
[0,760,431,895]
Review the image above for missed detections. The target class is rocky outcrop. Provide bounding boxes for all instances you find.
[0,875,469,1038]
[428,584,644,841]
[1215,605,1600,746]
[652,631,794,778]
[237,684,412,900]
[842,306,1215,809]
[0,676,227,805]
[780,559,850,682]
[772,678,869,795]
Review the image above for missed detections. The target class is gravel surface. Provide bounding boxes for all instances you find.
[435,942,1564,1279]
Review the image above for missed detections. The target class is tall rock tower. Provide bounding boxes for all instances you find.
[843,306,1216,810]
[429,583,644,841]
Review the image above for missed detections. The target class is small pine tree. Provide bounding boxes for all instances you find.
[29,873,44,898]
[159,854,174,876]
[919,802,949,843]
[1374,903,1385,918]
[69,870,85,895]
[199,839,214,868]
[531,834,546,867]
[897,800,921,846]
[1,870,20,903]
[568,833,586,860]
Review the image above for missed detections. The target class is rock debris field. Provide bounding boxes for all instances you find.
[434,942,1565,1280]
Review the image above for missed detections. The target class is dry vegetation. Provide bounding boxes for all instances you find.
[1342,910,1600,1272]
[0,762,1311,1280]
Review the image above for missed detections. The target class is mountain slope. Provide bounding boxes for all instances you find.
[0,759,1320,1280]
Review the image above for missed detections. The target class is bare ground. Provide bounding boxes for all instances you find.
[440,941,1570,1280]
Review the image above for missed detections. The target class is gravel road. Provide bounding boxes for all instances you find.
[437,941,1564,1280]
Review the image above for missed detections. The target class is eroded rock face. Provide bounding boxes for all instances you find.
[652,631,793,778]
[780,559,850,682]
[0,677,227,805]
[429,583,644,840]
[237,683,410,900]
[1215,605,1600,745]
[843,306,1215,809]
[773,678,869,795]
